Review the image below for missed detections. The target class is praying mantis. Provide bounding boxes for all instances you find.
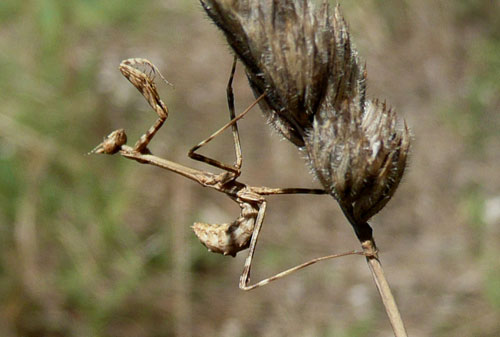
[92,58,364,290]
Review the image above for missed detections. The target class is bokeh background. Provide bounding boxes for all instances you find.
[1,0,499,336]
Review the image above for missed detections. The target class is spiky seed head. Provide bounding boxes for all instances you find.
[305,99,410,224]
[201,0,411,225]
[200,0,366,148]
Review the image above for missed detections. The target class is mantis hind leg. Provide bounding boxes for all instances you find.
[238,200,364,291]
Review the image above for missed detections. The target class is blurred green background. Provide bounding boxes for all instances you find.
[1,0,499,336]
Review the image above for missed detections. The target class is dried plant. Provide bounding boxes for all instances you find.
[306,99,410,236]
[94,1,411,335]
[200,0,410,238]
[200,0,410,335]
[200,0,366,148]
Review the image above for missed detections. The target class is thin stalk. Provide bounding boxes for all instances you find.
[361,238,408,337]
[339,205,408,336]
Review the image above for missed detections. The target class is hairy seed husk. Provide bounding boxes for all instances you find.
[201,0,410,225]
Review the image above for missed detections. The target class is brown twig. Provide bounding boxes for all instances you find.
[362,238,408,337]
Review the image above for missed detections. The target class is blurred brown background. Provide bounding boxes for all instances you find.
[0,0,499,336]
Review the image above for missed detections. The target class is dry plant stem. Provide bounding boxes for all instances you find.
[340,206,407,336]
[361,238,408,337]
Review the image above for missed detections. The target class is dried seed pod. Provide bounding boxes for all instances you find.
[201,0,410,226]
[200,0,366,147]
[305,99,410,224]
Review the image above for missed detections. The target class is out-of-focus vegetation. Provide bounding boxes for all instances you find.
[0,0,498,336]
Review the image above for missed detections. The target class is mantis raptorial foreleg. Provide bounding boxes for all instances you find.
[118,58,171,154]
